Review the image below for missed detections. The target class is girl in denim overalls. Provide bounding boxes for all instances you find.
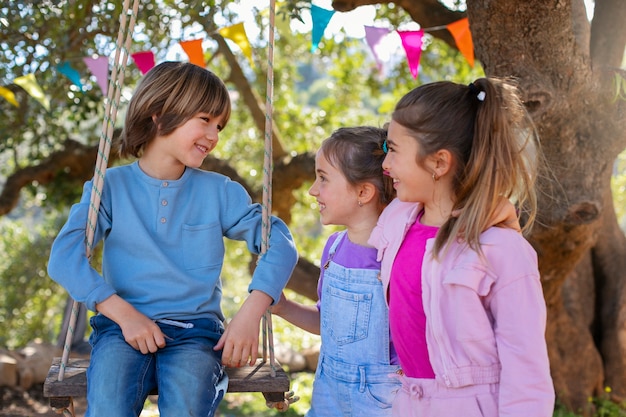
[272,126,400,416]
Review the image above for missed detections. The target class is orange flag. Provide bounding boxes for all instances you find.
[447,17,474,68]
[180,39,205,67]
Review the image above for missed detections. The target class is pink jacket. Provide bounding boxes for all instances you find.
[368,198,555,417]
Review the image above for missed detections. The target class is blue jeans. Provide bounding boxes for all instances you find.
[86,314,227,417]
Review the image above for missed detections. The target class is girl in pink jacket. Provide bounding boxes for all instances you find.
[368,78,555,417]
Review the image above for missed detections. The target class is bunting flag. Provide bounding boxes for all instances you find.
[13,73,50,111]
[56,61,84,90]
[219,22,254,67]
[0,86,19,107]
[310,4,335,52]
[447,17,474,68]
[180,39,205,67]
[131,51,156,74]
[398,30,424,79]
[5,14,476,101]
[83,56,109,95]
[364,26,391,71]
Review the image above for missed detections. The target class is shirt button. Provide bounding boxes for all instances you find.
[161,199,168,206]
[160,217,166,224]
[162,181,169,187]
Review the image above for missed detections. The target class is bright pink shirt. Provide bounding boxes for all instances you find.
[389,212,438,378]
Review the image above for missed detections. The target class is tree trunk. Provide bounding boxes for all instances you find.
[469,0,626,411]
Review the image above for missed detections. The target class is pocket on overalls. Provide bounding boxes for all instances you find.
[323,285,372,345]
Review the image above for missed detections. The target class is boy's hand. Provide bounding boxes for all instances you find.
[214,290,272,367]
[96,294,166,354]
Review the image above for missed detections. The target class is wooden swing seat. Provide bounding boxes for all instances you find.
[44,356,290,411]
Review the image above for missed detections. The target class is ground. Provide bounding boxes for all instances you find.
[0,384,289,417]
[0,383,86,416]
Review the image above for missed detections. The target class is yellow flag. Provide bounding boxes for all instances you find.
[218,22,254,67]
[13,73,50,111]
[0,86,19,107]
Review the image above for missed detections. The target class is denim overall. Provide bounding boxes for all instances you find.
[308,231,401,417]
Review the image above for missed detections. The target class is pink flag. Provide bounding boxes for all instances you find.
[364,26,391,71]
[83,56,109,95]
[131,51,156,75]
[398,30,424,79]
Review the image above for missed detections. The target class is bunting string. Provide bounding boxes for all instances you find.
[2,7,474,107]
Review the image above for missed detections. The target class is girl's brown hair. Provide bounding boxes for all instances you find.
[392,77,541,256]
[321,126,395,208]
[119,61,231,158]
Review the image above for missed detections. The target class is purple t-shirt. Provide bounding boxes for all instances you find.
[316,232,399,364]
[389,214,439,378]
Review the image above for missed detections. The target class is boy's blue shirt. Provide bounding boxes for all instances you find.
[48,161,298,321]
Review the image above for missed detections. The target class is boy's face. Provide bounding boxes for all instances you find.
[157,111,226,169]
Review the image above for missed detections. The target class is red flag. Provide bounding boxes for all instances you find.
[131,51,156,75]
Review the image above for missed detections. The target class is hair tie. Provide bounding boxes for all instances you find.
[468,82,486,102]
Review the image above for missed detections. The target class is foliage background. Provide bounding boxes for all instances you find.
[2,1,626,415]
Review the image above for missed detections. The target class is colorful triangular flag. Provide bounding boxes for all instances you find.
[219,22,254,67]
[180,39,205,67]
[0,86,19,107]
[447,17,475,68]
[131,51,156,75]
[398,30,424,79]
[364,26,391,71]
[56,61,84,90]
[83,56,109,95]
[13,73,50,111]
[310,4,335,52]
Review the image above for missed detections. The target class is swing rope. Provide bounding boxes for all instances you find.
[57,0,139,383]
[261,0,277,377]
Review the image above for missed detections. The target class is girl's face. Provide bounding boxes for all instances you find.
[308,149,360,226]
[383,121,435,204]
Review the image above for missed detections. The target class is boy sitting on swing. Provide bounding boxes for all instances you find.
[48,61,298,417]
